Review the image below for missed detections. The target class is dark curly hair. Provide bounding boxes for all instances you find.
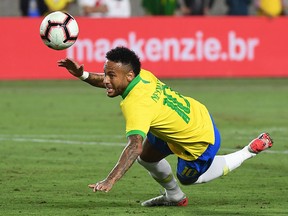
[106,47,141,76]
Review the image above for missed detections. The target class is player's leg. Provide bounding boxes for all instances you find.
[137,132,187,206]
[176,114,273,185]
[195,132,273,183]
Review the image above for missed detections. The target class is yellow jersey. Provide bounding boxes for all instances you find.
[44,0,73,12]
[258,0,283,17]
[121,69,215,161]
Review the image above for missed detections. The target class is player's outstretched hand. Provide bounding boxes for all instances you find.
[57,58,84,78]
[88,179,113,193]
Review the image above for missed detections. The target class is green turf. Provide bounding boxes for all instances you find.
[0,78,287,216]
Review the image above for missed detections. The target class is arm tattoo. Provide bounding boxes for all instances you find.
[106,134,143,184]
[85,73,106,88]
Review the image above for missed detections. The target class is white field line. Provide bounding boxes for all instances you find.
[0,135,287,154]
[0,137,125,146]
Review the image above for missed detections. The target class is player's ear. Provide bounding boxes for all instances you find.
[126,70,135,82]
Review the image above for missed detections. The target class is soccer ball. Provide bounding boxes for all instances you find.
[40,11,79,50]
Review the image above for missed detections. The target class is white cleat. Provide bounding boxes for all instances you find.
[141,194,188,207]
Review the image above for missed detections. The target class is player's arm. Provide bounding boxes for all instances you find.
[88,134,143,192]
[57,58,105,88]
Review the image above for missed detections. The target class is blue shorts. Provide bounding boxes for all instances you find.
[147,115,221,185]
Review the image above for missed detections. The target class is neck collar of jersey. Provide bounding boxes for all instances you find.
[121,74,141,99]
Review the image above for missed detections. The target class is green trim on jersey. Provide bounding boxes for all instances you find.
[126,130,146,139]
[121,74,150,99]
[122,75,141,99]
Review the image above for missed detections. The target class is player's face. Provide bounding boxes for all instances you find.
[103,60,135,97]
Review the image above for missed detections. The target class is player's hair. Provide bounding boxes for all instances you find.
[106,47,141,76]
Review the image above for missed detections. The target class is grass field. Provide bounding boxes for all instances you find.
[0,78,287,216]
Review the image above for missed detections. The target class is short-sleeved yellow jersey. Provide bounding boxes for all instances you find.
[44,0,74,11]
[257,0,283,17]
[121,69,215,161]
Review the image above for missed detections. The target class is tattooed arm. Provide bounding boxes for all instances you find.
[57,58,105,88]
[88,134,143,192]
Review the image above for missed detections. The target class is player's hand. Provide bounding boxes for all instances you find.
[57,58,84,78]
[88,179,113,193]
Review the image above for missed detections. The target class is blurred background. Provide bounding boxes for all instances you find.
[1,0,288,17]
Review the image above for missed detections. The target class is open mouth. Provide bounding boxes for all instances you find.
[106,86,114,94]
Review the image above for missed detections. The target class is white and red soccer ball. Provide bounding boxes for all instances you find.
[40,11,79,50]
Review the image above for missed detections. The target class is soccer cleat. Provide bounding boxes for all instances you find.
[141,194,188,207]
[248,133,273,154]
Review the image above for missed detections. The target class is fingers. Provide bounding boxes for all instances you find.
[88,184,97,192]
[88,183,110,193]
[57,58,70,67]
[88,184,98,192]
[88,184,96,188]
[57,58,75,66]
[57,58,82,71]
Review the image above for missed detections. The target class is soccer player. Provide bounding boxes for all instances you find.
[57,46,273,207]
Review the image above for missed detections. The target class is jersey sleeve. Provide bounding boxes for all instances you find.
[121,97,155,139]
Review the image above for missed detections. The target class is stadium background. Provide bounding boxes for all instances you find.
[0,0,260,17]
[1,0,288,79]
